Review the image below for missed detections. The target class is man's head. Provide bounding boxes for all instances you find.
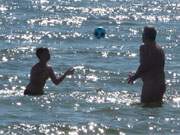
[142,26,157,43]
[36,47,50,62]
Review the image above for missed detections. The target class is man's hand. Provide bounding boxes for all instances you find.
[127,73,136,84]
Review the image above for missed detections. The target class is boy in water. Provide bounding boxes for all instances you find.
[128,26,166,105]
[24,47,74,95]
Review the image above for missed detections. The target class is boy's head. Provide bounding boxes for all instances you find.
[36,47,50,61]
[142,26,157,43]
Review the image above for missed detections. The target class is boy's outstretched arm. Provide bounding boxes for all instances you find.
[48,67,74,85]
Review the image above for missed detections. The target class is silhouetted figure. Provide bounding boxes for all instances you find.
[128,26,166,105]
[24,47,74,95]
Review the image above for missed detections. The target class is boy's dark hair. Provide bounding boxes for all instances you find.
[143,26,157,42]
[36,47,49,59]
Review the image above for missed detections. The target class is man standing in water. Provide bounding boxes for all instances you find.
[128,26,166,105]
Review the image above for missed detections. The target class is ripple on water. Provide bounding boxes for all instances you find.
[0,122,123,135]
[70,90,139,106]
[27,16,87,27]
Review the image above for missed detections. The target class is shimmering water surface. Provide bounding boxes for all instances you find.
[0,0,180,134]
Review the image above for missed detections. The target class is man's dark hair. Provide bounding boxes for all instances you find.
[143,26,157,42]
[36,47,49,59]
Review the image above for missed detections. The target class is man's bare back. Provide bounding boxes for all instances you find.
[138,44,165,103]
[128,26,166,104]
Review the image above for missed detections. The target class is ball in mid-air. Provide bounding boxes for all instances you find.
[94,27,106,39]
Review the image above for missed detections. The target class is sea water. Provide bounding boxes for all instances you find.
[0,0,180,134]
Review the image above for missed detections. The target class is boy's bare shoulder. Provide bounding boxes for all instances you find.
[47,65,52,69]
[46,65,53,72]
[31,63,39,71]
[156,44,163,50]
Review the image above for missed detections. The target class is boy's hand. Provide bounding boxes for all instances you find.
[65,67,75,75]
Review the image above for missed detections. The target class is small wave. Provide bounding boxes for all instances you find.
[27,16,87,27]
[0,122,121,135]
[70,90,139,106]
[0,46,35,63]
